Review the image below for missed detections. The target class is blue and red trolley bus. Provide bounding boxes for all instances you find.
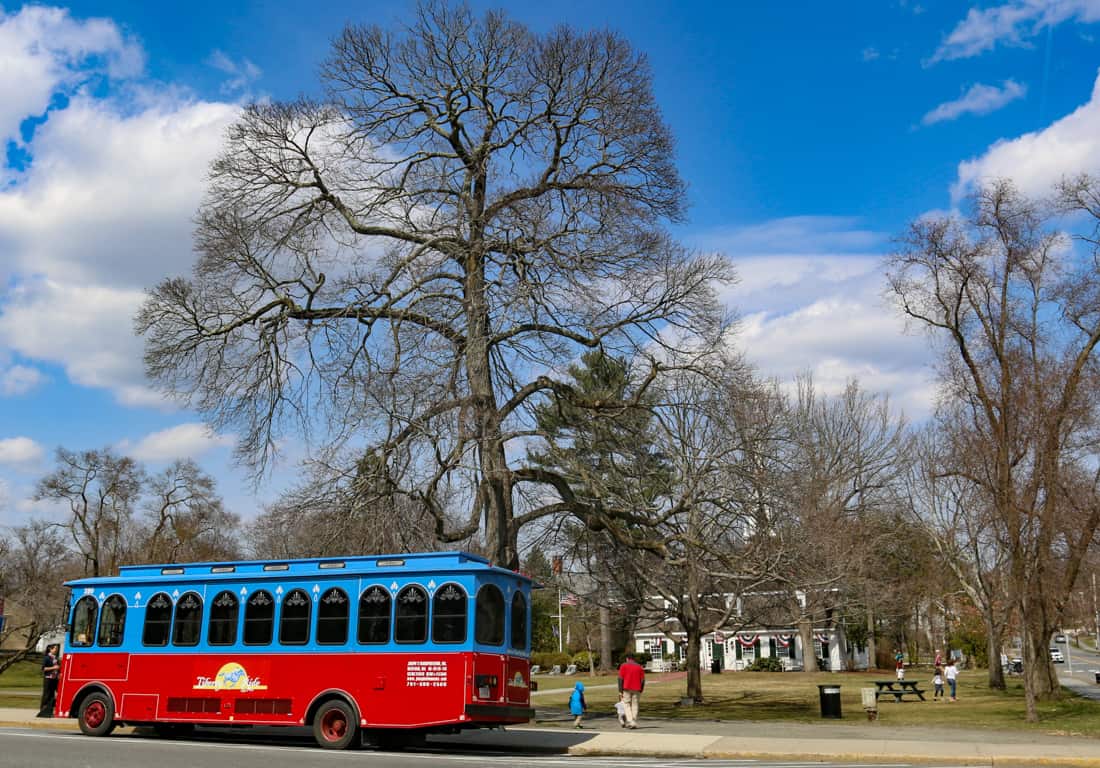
[56,551,533,749]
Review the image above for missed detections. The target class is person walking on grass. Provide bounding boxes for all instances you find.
[945,658,958,701]
[569,681,587,728]
[618,652,646,729]
[932,664,944,701]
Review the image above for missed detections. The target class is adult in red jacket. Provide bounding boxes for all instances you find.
[617,652,646,729]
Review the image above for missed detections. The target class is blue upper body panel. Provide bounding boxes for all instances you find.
[64,551,532,656]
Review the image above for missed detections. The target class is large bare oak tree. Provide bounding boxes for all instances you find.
[138,1,731,568]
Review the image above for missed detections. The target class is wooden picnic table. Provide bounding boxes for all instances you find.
[874,679,926,702]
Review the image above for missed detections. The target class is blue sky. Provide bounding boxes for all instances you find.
[2,0,1100,527]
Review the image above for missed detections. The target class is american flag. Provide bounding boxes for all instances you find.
[560,593,579,606]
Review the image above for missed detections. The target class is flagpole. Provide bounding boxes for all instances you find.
[558,586,564,653]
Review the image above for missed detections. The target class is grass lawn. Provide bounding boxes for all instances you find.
[538,669,1100,737]
[0,659,44,689]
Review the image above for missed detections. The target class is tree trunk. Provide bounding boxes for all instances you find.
[599,604,613,673]
[866,606,877,670]
[985,616,1005,690]
[799,616,818,672]
[685,629,703,703]
[1024,623,1059,699]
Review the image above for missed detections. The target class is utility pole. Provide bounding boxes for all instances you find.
[1093,572,1099,651]
[558,586,564,653]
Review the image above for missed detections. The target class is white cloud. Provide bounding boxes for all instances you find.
[0,6,142,144]
[128,423,235,462]
[931,0,1100,62]
[207,50,262,94]
[952,69,1100,200]
[0,12,240,405]
[698,218,938,420]
[922,80,1027,125]
[0,436,45,467]
[0,364,47,396]
[862,47,881,62]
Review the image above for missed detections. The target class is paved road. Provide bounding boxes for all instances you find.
[0,728,949,768]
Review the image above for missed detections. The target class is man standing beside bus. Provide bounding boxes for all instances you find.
[617,652,645,729]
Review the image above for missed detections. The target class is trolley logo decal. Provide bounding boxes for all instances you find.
[193,662,268,693]
[508,671,528,688]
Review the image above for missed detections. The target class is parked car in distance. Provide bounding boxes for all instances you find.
[1054,634,1067,643]
[1050,647,1065,663]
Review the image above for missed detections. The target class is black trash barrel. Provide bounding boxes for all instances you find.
[711,658,722,674]
[1095,672,1100,685]
[818,684,842,718]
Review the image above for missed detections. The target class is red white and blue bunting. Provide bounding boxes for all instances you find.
[776,633,794,648]
[815,633,829,644]
[736,633,759,648]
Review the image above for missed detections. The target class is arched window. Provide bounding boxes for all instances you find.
[357,586,391,644]
[70,596,98,647]
[317,588,349,645]
[143,593,173,646]
[208,591,239,646]
[475,584,505,645]
[97,594,127,647]
[431,583,467,644]
[279,589,311,645]
[394,585,427,643]
[244,590,274,646]
[172,592,203,646]
[510,591,528,651]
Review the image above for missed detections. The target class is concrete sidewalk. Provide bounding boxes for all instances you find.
[5,705,1100,766]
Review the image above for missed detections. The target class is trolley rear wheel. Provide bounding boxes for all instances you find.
[313,700,357,750]
[77,692,117,737]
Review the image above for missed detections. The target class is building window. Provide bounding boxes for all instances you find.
[244,590,274,646]
[142,593,173,646]
[357,586,391,644]
[510,591,528,651]
[97,594,127,647]
[395,585,428,643]
[431,583,467,644]
[208,591,239,646]
[317,588,349,645]
[172,592,203,646]
[279,589,311,645]
[475,584,505,646]
[70,596,98,647]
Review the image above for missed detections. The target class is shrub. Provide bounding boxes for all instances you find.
[571,651,598,671]
[746,656,784,672]
[531,652,572,670]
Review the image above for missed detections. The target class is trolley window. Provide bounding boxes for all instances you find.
[244,590,274,645]
[208,591,239,646]
[431,583,467,644]
[97,594,127,647]
[510,591,528,651]
[395,585,428,643]
[172,592,203,646]
[475,584,505,645]
[279,589,311,645]
[357,586,391,644]
[70,596,98,647]
[317,588,349,645]
[143,592,173,646]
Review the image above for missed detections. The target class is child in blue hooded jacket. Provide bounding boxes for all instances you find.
[569,681,587,728]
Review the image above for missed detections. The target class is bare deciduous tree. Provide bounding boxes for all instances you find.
[136,1,732,569]
[35,448,143,577]
[887,177,1100,720]
[141,460,241,564]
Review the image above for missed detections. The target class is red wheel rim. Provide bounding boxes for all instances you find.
[320,709,347,741]
[84,701,106,729]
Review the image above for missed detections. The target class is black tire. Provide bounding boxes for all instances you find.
[312,700,357,750]
[77,692,116,737]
